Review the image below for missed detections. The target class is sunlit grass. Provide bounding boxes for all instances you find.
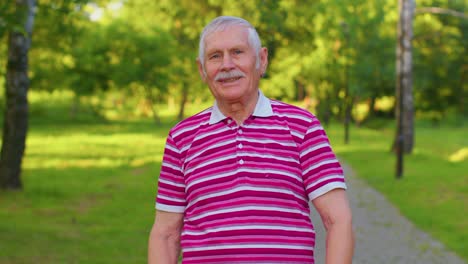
[449,147,468,163]
[24,131,167,170]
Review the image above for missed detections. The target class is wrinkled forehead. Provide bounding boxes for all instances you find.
[203,25,250,53]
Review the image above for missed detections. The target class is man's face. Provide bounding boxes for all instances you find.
[198,25,267,103]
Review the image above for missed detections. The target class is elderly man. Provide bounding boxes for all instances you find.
[148,16,354,264]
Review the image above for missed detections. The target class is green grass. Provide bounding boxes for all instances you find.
[0,119,174,263]
[0,91,211,263]
[326,121,468,261]
[0,100,466,262]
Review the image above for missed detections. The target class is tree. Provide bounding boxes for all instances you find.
[413,2,468,122]
[0,0,36,189]
[341,22,351,144]
[117,0,214,120]
[395,0,415,177]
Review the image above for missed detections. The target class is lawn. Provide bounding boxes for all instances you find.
[0,109,466,262]
[0,118,174,263]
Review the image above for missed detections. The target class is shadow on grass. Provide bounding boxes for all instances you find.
[0,159,162,263]
[28,118,177,137]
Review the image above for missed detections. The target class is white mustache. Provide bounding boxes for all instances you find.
[214,70,246,81]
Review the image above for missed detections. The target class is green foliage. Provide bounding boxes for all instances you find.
[413,0,467,117]
[260,0,399,123]
[20,88,213,123]
[0,3,12,39]
[68,19,173,96]
[27,1,94,90]
[1,0,466,123]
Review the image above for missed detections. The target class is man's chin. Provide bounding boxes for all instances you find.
[216,90,245,102]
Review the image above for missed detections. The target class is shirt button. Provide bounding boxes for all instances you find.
[227,119,232,124]
[238,143,243,149]
[239,159,244,165]
[238,129,243,134]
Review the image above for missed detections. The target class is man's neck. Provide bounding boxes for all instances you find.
[217,92,259,125]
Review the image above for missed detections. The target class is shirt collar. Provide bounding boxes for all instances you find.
[209,90,273,125]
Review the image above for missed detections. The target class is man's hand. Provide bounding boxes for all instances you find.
[148,210,184,264]
[313,189,354,264]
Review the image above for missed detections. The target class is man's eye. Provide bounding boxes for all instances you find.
[209,54,220,60]
[234,49,243,54]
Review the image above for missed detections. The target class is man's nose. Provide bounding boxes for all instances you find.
[221,53,235,70]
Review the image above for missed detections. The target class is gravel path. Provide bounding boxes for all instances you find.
[310,163,466,264]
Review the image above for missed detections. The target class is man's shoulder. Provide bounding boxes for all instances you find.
[169,107,212,136]
[269,99,317,121]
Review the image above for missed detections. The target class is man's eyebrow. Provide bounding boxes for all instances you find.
[205,50,221,57]
[230,45,246,50]
[205,47,221,53]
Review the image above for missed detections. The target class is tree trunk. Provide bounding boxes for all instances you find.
[341,22,351,144]
[317,91,331,128]
[144,86,161,125]
[0,0,36,190]
[323,92,331,127]
[344,95,351,144]
[177,83,189,121]
[368,95,377,117]
[296,80,306,101]
[395,0,415,156]
[459,64,467,117]
[343,41,350,144]
[395,0,414,178]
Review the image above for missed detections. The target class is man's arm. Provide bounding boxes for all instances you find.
[312,188,354,264]
[148,210,184,264]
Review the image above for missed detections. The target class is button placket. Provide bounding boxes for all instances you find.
[236,125,245,166]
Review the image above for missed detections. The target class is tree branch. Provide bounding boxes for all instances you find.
[415,7,468,19]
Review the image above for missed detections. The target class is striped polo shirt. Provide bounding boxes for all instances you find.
[156,90,346,263]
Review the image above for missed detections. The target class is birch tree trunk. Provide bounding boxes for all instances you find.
[395,0,415,156]
[0,0,36,189]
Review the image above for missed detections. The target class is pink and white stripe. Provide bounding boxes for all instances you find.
[156,92,346,263]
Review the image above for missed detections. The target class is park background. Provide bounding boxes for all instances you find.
[0,0,467,263]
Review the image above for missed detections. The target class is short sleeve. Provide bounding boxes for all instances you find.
[300,117,346,201]
[155,133,187,213]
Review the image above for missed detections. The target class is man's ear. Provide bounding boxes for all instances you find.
[259,47,268,76]
[196,58,207,82]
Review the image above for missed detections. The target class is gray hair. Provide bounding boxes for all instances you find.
[198,16,262,75]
